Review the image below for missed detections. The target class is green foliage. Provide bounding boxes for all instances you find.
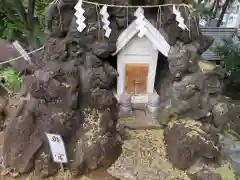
[214,37,240,74]
[213,36,240,99]
[35,0,50,23]
[0,0,49,48]
[0,10,23,42]
[195,4,212,20]
[0,68,23,93]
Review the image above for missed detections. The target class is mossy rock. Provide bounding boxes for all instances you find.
[198,60,216,72]
[215,163,237,180]
[0,67,23,94]
[164,118,220,170]
[118,117,135,124]
[157,106,179,125]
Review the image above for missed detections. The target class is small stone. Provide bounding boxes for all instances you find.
[34,70,50,82]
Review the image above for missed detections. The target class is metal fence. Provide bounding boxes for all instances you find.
[200,27,237,61]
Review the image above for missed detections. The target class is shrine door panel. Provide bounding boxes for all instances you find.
[125,64,148,94]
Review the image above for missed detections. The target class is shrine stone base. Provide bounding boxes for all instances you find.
[115,92,162,129]
[119,110,162,130]
[114,93,149,105]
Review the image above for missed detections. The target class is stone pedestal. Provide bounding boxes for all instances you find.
[119,93,133,118]
[145,92,160,121]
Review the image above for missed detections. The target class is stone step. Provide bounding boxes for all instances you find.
[119,110,162,130]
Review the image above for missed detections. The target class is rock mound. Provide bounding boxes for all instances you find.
[1,0,122,178]
[164,119,220,170]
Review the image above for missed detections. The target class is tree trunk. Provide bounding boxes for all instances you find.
[212,0,220,18]
[207,0,218,26]
[210,0,217,12]
[27,0,36,28]
[216,0,231,27]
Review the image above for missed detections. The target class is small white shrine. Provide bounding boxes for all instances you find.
[74,2,187,105]
[113,18,170,104]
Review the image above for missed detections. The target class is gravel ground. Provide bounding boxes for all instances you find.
[13,129,190,180]
[0,168,118,180]
[107,129,190,180]
[1,128,237,180]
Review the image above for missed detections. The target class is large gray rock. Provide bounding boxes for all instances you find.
[167,41,201,80]
[164,119,220,170]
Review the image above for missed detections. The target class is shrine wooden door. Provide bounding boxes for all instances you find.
[125,64,148,94]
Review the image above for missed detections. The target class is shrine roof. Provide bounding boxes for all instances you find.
[113,18,170,57]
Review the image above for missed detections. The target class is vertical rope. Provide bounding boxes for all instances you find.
[184,6,191,38]
[57,5,63,32]
[126,6,129,27]
[193,15,200,36]
[160,6,162,28]
[95,4,101,40]
[123,6,129,52]
[156,6,161,29]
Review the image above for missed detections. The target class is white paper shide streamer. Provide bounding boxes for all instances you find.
[12,41,32,64]
[134,7,147,37]
[172,5,189,31]
[74,0,86,32]
[100,5,111,38]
